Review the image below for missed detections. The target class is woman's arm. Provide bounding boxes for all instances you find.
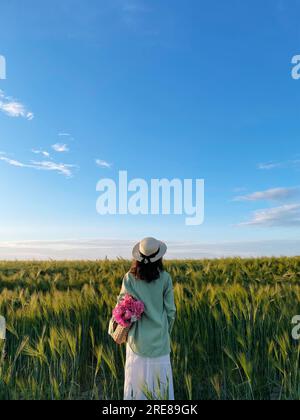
[164,274,176,334]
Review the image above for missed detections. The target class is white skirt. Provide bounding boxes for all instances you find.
[124,344,174,400]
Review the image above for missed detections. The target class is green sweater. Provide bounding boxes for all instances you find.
[109,271,176,358]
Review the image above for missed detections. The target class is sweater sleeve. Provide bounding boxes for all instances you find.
[163,273,176,334]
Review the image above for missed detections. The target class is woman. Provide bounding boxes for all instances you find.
[109,237,176,400]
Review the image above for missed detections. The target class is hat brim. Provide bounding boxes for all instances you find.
[132,241,167,263]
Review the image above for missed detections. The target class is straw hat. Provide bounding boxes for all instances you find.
[132,237,167,264]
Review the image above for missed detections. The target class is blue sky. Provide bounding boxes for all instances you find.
[0,0,300,258]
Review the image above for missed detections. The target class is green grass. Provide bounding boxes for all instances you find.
[0,257,299,400]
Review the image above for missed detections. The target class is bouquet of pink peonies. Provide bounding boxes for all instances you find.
[111,294,145,344]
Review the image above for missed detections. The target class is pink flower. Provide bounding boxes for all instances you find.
[112,294,145,327]
[134,301,145,317]
[124,310,133,320]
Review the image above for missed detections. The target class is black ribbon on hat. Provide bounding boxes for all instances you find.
[139,247,160,265]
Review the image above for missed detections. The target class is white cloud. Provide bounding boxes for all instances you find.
[239,204,300,227]
[32,149,50,158]
[234,187,300,202]
[0,238,299,260]
[258,162,282,170]
[0,90,34,120]
[0,155,76,177]
[26,112,34,121]
[96,159,112,168]
[31,161,75,177]
[58,132,71,137]
[258,160,300,170]
[0,156,29,168]
[52,143,69,153]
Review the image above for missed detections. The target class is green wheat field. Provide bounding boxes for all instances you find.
[0,258,299,400]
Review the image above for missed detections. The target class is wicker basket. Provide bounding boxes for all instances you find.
[111,320,130,345]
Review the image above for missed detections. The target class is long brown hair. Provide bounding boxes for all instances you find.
[130,258,164,283]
